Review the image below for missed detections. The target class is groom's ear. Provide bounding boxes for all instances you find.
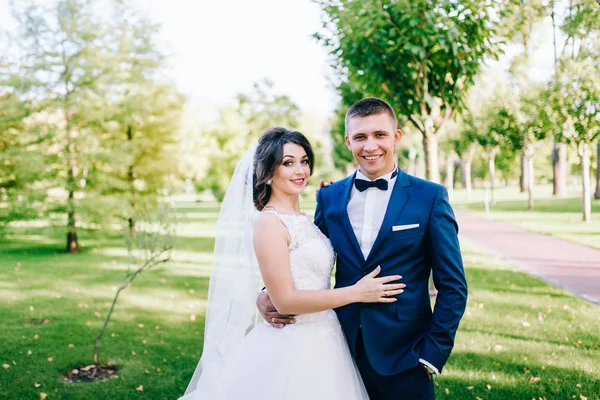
[394,129,402,145]
[345,134,351,149]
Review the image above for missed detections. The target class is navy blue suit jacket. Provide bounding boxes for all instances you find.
[314,168,467,376]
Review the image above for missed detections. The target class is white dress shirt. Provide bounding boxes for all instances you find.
[347,167,440,376]
[347,169,397,260]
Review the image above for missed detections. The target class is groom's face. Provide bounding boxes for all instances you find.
[345,113,401,180]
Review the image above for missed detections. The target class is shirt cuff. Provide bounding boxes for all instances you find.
[419,359,439,376]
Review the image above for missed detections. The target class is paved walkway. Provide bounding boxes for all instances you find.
[456,211,600,305]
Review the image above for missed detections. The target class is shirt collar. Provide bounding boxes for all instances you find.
[355,164,398,182]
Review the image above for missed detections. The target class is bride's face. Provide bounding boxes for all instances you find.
[270,143,311,196]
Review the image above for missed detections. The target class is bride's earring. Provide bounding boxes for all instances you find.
[267,179,272,185]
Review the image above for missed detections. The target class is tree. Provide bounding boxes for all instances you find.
[201,80,300,200]
[464,79,515,205]
[4,0,182,246]
[315,0,506,182]
[470,105,513,206]
[0,93,38,232]
[508,86,550,210]
[448,118,478,202]
[97,7,185,233]
[6,0,118,252]
[548,57,600,222]
[329,81,365,173]
[595,138,600,199]
[91,208,174,376]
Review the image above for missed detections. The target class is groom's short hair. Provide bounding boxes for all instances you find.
[345,98,397,133]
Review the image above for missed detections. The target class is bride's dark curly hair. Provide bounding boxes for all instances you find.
[253,127,315,211]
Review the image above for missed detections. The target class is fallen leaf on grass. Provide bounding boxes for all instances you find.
[444,388,450,395]
[2,364,9,369]
[538,312,546,320]
[47,358,53,362]
[580,395,587,400]
[529,377,541,383]
[467,386,474,390]
[487,384,492,390]
[39,393,47,399]
[136,385,143,392]
[34,383,41,388]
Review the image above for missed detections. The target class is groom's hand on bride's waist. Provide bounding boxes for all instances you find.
[257,291,296,328]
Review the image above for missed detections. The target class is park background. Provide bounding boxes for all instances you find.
[1,0,599,399]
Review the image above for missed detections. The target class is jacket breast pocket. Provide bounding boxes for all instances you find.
[391,223,422,239]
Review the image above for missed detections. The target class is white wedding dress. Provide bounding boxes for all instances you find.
[180,210,369,400]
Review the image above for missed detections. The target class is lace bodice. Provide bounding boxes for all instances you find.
[262,210,335,292]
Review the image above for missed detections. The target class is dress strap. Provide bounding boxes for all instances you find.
[260,208,299,249]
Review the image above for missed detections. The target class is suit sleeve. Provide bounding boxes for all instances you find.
[419,186,468,373]
[314,187,329,238]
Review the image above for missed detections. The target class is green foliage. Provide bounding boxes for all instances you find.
[0,94,40,229]
[329,81,364,172]
[1,0,184,245]
[547,57,600,150]
[315,0,507,180]
[200,80,301,201]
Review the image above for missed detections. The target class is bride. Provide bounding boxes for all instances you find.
[179,127,405,400]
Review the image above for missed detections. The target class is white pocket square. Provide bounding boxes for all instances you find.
[392,223,420,232]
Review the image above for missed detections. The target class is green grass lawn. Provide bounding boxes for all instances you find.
[1,201,599,399]
[450,184,600,250]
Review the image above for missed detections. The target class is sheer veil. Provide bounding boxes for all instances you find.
[183,146,262,396]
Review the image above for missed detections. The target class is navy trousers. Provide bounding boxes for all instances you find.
[355,330,435,400]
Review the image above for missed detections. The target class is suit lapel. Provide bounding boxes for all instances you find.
[366,168,411,263]
[337,173,365,263]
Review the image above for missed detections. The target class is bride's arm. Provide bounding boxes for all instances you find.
[253,213,404,315]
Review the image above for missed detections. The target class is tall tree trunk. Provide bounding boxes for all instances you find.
[580,144,592,223]
[552,142,568,196]
[127,125,135,236]
[526,151,535,211]
[453,162,460,189]
[487,149,497,206]
[65,110,79,253]
[461,159,473,203]
[520,152,529,193]
[594,139,600,200]
[444,152,455,197]
[423,132,440,183]
[408,148,417,176]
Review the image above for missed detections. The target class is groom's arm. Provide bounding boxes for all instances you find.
[314,186,329,238]
[420,186,468,374]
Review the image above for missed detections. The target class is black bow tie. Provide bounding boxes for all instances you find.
[355,178,388,192]
[354,170,398,192]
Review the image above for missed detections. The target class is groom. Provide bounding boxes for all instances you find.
[257,98,467,399]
